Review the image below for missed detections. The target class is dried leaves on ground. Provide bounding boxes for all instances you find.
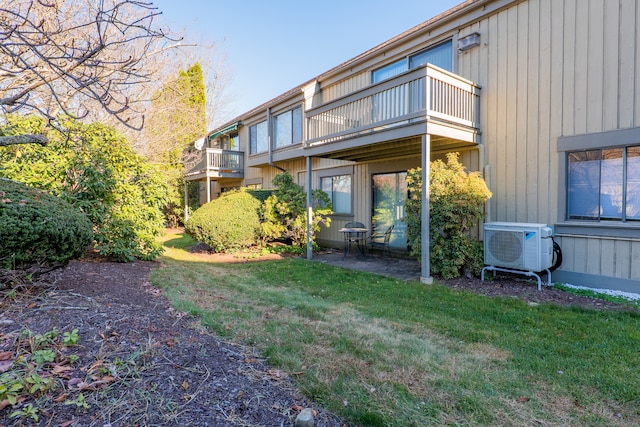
[1,251,635,426]
[0,259,343,426]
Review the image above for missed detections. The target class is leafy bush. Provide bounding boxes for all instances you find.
[185,190,261,252]
[0,179,93,270]
[405,153,492,279]
[0,115,169,262]
[247,189,275,203]
[259,172,332,247]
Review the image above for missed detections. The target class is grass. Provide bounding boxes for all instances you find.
[152,229,640,426]
[553,283,640,307]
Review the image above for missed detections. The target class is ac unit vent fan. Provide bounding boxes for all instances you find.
[483,222,553,272]
[487,230,523,264]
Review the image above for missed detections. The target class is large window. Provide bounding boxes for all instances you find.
[409,40,453,71]
[372,58,409,84]
[372,172,407,249]
[372,39,453,84]
[249,120,268,154]
[274,107,302,148]
[321,175,352,214]
[567,145,640,221]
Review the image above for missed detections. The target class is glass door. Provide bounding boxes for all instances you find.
[372,172,407,250]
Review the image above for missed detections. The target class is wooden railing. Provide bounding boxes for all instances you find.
[185,149,244,177]
[306,64,480,146]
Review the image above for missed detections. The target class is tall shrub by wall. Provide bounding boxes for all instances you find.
[405,153,492,279]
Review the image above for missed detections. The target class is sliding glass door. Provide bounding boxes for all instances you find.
[372,172,407,250]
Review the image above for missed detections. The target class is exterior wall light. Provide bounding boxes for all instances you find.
[458,33,480,52]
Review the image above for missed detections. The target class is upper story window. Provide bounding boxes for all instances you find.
[219,133,240,151]
[372,39,453,84]
[567,145,640,221]
[229,133,240,151]
[409,40,453,71]
[249,121,268,154]
[372,58,408,84]
[274,106,302,149]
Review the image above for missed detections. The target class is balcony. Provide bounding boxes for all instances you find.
[305,64,480,157]
[184,149,244,180]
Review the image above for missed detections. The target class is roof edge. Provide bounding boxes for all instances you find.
[213,0,490,132]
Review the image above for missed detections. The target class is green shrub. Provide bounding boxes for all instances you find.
[247,189,275,203]
[0,179,93,270]
[259,172,332,247]
[0,115,169,262]
[185,190,261,252]
[405,153,492,279]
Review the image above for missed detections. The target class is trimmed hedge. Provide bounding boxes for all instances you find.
[185,190,261,253]
[0,178,93,269]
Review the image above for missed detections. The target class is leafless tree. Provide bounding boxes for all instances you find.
[0,0,181,147]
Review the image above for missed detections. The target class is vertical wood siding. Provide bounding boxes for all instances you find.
[557,235,640,280]
[457,0,640,282]
[321,72,370,103]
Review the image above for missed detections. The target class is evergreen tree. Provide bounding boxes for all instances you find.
[142,63,208,226]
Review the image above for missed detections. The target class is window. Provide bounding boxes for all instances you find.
[321,175,352,214]
[372,59,408,84]
[372,40,453,84]
[249,121,268,154]
[274,107,302,148]
[567,145,640,221]
[219,133,240,151]
[229,133,240,151]
[409,40,453,71]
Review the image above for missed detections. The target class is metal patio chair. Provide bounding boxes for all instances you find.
[368,224,394,257]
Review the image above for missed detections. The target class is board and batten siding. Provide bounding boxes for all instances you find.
[320,71,370,104]
[555,235,640,281]
[457,0,640,284]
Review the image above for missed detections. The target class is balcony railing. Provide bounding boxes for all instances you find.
[185,148,244,178]
[306,64,480,146]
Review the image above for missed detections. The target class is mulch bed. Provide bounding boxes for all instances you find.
[0,259,344,427]
[0,252,635,426]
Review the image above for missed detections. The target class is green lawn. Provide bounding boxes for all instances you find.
[153,230,640,426]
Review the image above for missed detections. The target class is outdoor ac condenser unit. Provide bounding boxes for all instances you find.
[483,222,553,272]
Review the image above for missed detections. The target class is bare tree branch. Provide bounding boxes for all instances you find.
[0,134,48,146]
[0,0,181,144]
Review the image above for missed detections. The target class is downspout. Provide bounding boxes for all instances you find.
[267,107,286,173]
[431,139,490,238]
[476,138,489,240]
[431,140,491,240]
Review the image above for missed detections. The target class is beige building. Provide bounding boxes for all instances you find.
[185,0,640,293]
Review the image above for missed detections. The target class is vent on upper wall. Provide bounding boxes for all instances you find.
[483,222,553,272]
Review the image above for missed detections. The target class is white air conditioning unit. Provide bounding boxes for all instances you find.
[484,222,553,272]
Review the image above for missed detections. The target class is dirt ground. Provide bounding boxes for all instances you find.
[0,258,345,427]
[314,248,636,311]
[0,249,635,426]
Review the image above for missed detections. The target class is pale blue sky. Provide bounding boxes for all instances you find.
[151,0,462,126]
